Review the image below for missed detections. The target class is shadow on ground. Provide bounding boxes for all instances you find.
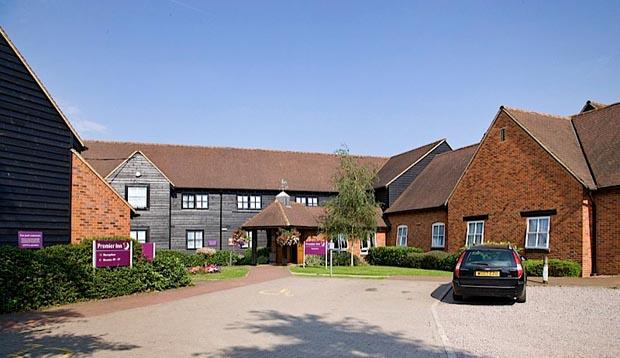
[0,309,139,356]
[431,283,516,306]
[193,310,477,357]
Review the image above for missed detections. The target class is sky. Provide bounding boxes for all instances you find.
[1,0,619,156]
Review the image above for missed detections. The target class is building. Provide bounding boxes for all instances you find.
[0,27,132,246]
[82,140,442,255]
[241,191,387,264]
[384,144,478,251]
[447,102,619,276]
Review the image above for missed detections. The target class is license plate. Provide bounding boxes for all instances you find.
[475,271,500,277]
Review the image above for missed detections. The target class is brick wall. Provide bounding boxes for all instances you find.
[71,152,131,244]
[385,209,447,251]
[594,188,620,275]
[447,110,592,276]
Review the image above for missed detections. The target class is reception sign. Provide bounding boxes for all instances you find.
[304,241,327,256]
[18,231,43,249]
[93,240,132,268]
[142,242,155,262]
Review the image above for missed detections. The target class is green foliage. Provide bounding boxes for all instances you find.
[304,255,326,267]
[367,247,458,271]
[331,251,365,266]
[524,259,581,277]
[157,250,206,268]
[0,239,191,313]
[206,250,240,266]
[320,146,380,266]
[237,247,270,265]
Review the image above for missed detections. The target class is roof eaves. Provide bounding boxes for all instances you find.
[0,27,86,149]
[382,139,448,187]
[104,150,176,186]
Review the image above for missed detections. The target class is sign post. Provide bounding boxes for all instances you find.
[93,240,133,268]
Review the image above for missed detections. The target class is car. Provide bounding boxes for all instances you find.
[451,245,526,303]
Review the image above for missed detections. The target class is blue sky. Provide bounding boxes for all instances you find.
[1,0,619,156]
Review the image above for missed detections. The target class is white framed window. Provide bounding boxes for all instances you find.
[241,230,253,248]
[360,232,377,255]
[295,197,307,205]
[525,216,550,249]
[332,234,348,252]
[432,223,445,248]
[126,186,148,209]
[237,195,249,209]
[396,225,408,246]
[130,229,148,244]
[196,194,209,209]
[182,194,195,209]
[186,230,204,249]
[296,196,318,207]
[466,221,484,246]
[307,197,318,207]
[249,195,261,209]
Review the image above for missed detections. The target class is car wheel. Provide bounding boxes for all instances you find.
[452,292,463,301]
[516,287,526,303]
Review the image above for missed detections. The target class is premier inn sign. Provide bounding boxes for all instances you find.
[93,240,133,268]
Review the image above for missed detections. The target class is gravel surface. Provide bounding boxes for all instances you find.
[437,286,620,358]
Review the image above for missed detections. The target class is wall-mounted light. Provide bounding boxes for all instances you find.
[135,171,142,178]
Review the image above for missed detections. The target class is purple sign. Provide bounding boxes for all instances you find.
[18,231,43,249]
[207,240,217,247]
[305,241,327,256]
[93,240,132,268]
[142,242,155,262]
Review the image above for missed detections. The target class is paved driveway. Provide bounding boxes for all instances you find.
[1,273,619,357]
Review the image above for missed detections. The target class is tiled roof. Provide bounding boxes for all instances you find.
[502,107,597,189]
[242,200,387,229]
[580,100,608,113]
[83,141,388,192]
[374,139,447,188]
[385,144,478,213]
[572,102,620,188]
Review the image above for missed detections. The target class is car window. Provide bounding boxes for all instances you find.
[463,249,515,267]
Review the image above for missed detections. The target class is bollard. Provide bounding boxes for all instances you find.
[542,255,549,284]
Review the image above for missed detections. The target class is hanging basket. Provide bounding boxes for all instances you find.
[231,229,250,248]
[276,228,300,246]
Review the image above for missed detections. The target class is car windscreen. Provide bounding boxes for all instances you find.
[463,249,515,267]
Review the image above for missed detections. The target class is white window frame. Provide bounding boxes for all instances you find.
[307,197,318,207]
[466,221,484,247]
[182,194,195,209]
[431,223,445,248]
[525,216,550,249]
[196,194,209,209]
[186,230,204,250]
[249,195,261,209]
[396,225,408,247]
[127,185,148,209]
[295,197,307,205]
[241,230,252,248]
[332,234,348,252]
[237,195,249,209]
[360,232,377,255]
[130,229,148,244]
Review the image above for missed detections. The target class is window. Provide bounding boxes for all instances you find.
[499,127,506,142]
[237,195,261,210]
[126,185,148,209]
[241,231,252,249]
[196,195,208,209]
[432,223,445,248]
[130,229,148,244]
[360,232,377,255]
[332,234,348,251]
[249,195,261,209]
[396,225,408,246]
[466,221,484,246]
[186,230,204,249]
[296,196,318,207]
[182,194,195,209]
[525,216,550,249]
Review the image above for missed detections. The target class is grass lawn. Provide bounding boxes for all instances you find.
[289,265,451,278]
[191,266,250,282]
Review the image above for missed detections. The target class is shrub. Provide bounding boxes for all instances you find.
[196,247,216,257]
[0,238,191,314]
[237,247,270,265]
[305,255,325,267]
[331,251,364,266]
[157,250,206,268]
[366,246,424,266]
[524,259,581,277]
[206,250,240,266]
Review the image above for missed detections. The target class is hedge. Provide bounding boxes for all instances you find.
[367,247,458,271]
[524,259,581,277]
[0,239,191,313]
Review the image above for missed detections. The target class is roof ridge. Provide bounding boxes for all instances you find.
[387,139,445,159]
[84,139,388,159]
[434,143,479,157]
[501,106,570,120]
[571,101,620,119]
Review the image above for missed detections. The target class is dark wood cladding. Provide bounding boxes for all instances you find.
[0,35,78,245]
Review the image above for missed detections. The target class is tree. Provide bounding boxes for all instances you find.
[320,146,380,266]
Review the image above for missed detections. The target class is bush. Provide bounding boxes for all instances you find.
[237,247,270,265]
[206,250,240,266]
[305,255,326,267]
[331,251,365,266]
[0,239,191,314]
[524,259,581,277]
[196,247,216,257]
[366,246,424,266]
[157,250,206,268]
